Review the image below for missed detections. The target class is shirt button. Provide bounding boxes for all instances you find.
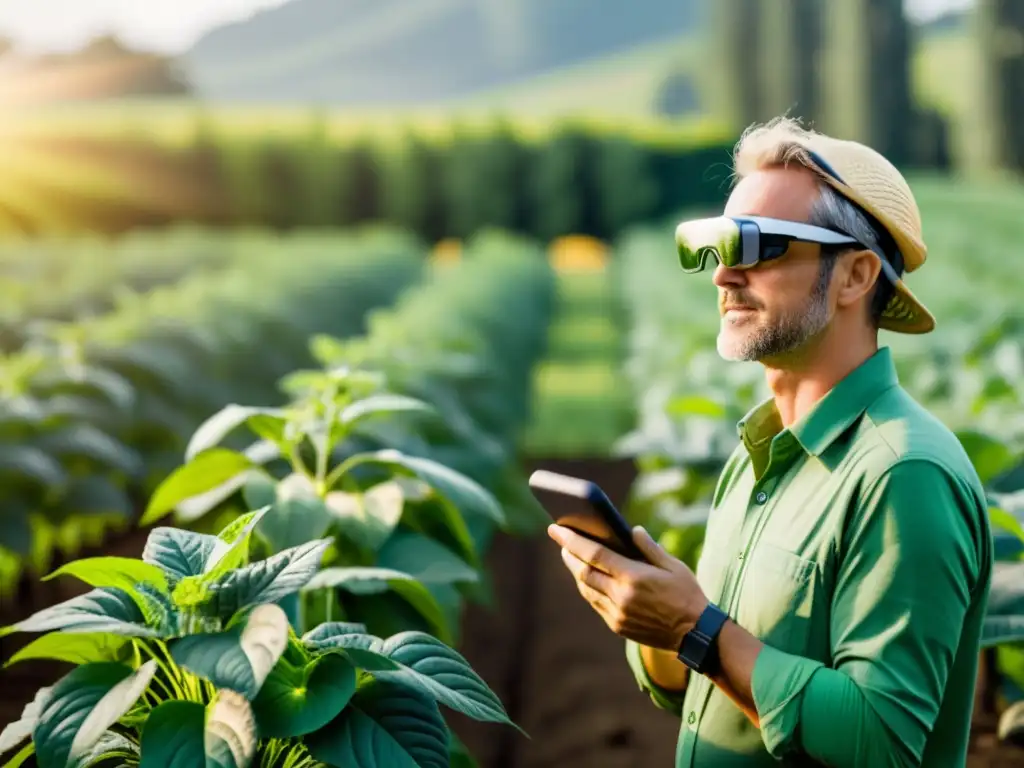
[687,711,697,725]
[755,491,768,504]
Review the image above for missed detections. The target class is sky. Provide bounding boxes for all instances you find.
[0,0,978,56]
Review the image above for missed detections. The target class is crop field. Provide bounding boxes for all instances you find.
[2,175,1024,767]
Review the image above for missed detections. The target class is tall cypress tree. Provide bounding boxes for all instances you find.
[712,0,764,131]
[758,0,824,127]
[820,0,914,165]
[976,0,1024,172]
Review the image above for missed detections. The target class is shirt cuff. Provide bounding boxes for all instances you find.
[751,644,825,756]
[625,639,688,716]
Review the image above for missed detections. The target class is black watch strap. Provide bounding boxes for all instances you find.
[677,603,729,676]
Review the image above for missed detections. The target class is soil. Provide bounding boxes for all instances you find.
[2,456,1023,768]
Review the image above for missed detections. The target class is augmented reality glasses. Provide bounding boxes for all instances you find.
[674,215,901,284]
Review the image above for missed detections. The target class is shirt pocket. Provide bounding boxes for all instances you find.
[735,541,818,654]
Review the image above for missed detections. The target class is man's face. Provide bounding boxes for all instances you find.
[715,167,833,363]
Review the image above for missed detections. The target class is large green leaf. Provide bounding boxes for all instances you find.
[32,661,156,768]
[138,693,257,768]
[340,394,436,429]
[303,567,451,643]
[142,526,221,585]
[339,449,504,526]
[246,472,333,552]
[42,557,169,603]
[325,481,405,553]
[306,679,448,768]
[0,587,158,639]
[138,700,206,768]
[399,495,479,569]
[170,604,289,699]
[5,632,129,668]
[337,631,514,726]
[301,621,378,653]
[201,538,333,618]
[142,448,254,526]
[186,405,289,461]
[376,530,479,586]
[252,652,357,738]
[202,508,271,579]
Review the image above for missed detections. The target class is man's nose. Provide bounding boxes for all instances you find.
[712,263,746,289]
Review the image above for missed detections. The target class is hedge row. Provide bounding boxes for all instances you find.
[8,118,737,240]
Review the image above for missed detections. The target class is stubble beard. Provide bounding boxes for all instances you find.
[716,280,832,363]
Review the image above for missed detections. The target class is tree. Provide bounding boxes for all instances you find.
[976,0,1024,172]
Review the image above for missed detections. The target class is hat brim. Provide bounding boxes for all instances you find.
[879,278,935,334]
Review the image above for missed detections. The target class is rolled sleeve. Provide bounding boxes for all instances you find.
[625,639,687,716]
[750,458,985,765]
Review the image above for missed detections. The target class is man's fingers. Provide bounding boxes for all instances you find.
[561,546,615,596]
[549,524,631,576]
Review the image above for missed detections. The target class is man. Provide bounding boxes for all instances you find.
[548,117,993,766]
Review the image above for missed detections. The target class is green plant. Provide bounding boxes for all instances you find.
[141,364,505,646]
[0,511,516,767]
[0,229,424,599]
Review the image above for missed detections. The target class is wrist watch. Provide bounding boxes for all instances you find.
[677,602,729,675]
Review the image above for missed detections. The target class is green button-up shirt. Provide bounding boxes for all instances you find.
[626,346,993,767]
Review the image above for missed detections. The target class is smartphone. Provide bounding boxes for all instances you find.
[528,469,649,562]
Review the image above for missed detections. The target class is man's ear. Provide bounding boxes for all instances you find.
[834,248,882,310]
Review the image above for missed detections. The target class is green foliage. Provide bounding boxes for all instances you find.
[0,229,424,597]
[132,230,556,647]
[0,515,515,767]
[0,120,736,240]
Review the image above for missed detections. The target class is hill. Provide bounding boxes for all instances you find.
[181,0,704,104]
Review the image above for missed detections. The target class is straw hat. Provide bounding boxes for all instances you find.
[793,133,935,334]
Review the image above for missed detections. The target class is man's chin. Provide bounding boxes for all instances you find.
[716,329,758,362]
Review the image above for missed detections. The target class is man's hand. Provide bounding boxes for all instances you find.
[547,523,710,651]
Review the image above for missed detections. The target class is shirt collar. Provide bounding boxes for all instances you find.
[736,346,900,458]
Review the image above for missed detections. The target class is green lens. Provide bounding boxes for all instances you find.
[674,216,743,271]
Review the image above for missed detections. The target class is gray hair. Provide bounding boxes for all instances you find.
[807,184,895,325]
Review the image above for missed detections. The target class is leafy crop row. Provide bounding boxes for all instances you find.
[0,228,425,597]
[0,226,247,354]
[611,193,1024,739]
[0,230,556,766]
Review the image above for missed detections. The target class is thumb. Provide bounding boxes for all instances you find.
[632,526,676,569]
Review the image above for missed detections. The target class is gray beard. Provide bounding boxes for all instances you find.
[717,271,832,363]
